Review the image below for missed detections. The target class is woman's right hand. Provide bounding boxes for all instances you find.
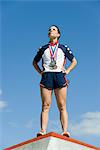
[40,71,44,76]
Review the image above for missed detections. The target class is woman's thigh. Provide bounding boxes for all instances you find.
[54,86,67,107]
[40,87,52,105]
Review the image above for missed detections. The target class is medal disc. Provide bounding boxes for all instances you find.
[49,60,57,69]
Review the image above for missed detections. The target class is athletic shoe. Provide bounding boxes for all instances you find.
[37,131,46,137]
[61,131,70,137]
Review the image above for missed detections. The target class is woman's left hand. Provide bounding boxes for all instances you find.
[62,67,70,75]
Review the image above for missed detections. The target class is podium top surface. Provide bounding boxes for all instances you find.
[4,132,99,150]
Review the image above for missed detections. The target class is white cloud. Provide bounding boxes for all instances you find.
[0,100,7,110]
[81,111,100,119]
[70,111,100,136]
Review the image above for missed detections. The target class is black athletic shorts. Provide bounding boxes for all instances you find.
[40,72,68,90]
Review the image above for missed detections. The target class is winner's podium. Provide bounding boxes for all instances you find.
[4,132,99,150]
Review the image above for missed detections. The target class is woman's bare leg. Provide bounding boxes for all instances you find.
[54,86,68,132]
[40,87,52,132]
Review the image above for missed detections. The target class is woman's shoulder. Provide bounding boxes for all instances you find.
[59,43,69,48]
[39,43,49,50]
[59,43,72,51]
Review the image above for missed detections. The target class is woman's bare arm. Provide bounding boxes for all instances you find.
[65,57,77,74]
[33,60,42,75]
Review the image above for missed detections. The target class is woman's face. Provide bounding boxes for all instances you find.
[48,26,60,39]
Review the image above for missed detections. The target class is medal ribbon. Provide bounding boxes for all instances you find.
[49,44,58,60]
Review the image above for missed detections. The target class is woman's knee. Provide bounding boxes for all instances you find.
[42,102,51,112]
[58,102,66,112]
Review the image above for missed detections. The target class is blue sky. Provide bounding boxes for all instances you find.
[1,0,100,149]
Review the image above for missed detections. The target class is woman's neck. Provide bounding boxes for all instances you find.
[50,38,58,44]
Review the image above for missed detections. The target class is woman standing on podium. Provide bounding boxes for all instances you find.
[33,25,77,137]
